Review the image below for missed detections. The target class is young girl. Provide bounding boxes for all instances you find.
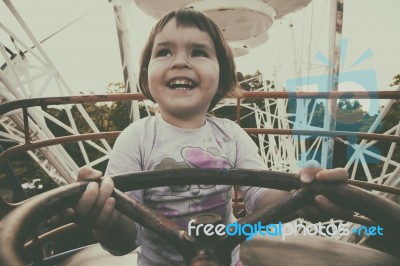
[72,8,349,266]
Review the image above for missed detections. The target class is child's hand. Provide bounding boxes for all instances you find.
[298,160,353,222]
[52,166,120,230]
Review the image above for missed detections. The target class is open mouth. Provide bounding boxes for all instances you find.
[167,78,197,90]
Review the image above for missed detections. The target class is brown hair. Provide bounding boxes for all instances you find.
[138,8,240,110]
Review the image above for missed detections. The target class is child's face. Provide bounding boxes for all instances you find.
[147,18,220,123]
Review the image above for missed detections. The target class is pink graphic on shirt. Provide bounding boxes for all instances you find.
[182,147,231,168]
[148,146,232,217]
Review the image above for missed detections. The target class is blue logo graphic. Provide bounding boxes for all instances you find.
[286,39,381,166]
[351,225,384,236]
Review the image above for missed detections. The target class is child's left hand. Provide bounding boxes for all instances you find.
[298,160,353,222]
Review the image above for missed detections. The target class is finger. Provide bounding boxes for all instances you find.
[93,197,120,230]
[89,177,114,218]
[75,182,99,216]
[314,195,353,219]
[299,160,323,183]
[316,168,348,182]
[51,208,75,226]
[77,166,102,181]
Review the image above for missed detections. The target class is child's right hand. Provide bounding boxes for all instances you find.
[53,166,121,230]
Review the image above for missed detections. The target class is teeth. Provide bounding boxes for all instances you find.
[173,87,191,90]
[168,79,196,90]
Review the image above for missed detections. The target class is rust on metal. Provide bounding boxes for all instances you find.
[1,169,400,266]
[240,90,400,99]
[23,223,82,250]
[0,93,146,116]
[1,91,399,116]
[0,132,121,166]
[347,179,400,195]
[1,91,399,171]
[243,128,400,143]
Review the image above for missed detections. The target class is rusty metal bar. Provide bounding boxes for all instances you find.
[240,90,400,100]
[23,223,82,250]
[243,128,400,143]
[0,132,120,166]
[0,181,190,266]
[110,168,400,196]
[347,180,400,195]
[1,169,400,266]
[0,123,398,197]
[112,189,192,260]
[1,128,399,171]
[0,182,88,266]
[1,91,399,116]
[0,195,26,210]
[110,168,302,192]
[0,91,399,208]
[0,93,146,116]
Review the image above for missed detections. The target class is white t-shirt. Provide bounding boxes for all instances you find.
[105,116,267,265]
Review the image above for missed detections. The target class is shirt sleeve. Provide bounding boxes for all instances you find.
[106,124,144,197]
[230,122,267,213]
[105,122,144,246]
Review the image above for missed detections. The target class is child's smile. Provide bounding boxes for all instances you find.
[167,77,197,90]
[147,18,220,128]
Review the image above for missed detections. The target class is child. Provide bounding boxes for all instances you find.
[71,8,349,266]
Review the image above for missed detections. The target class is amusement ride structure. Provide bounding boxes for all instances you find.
[0,0,399,255]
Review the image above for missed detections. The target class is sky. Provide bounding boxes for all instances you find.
[1,0,400,100]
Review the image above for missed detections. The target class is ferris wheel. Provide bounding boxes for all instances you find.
[1,0,399,246]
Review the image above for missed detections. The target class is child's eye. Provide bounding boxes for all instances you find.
[155,48,172,57]
[192,49,208,57]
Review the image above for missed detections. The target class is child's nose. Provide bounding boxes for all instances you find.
[171,53,190,69]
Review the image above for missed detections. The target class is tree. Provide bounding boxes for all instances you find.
[212,71,273,127]
[242,70,266,90]
[366,74,400,177]
[107,82,132,131]
[390,74,400,86]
